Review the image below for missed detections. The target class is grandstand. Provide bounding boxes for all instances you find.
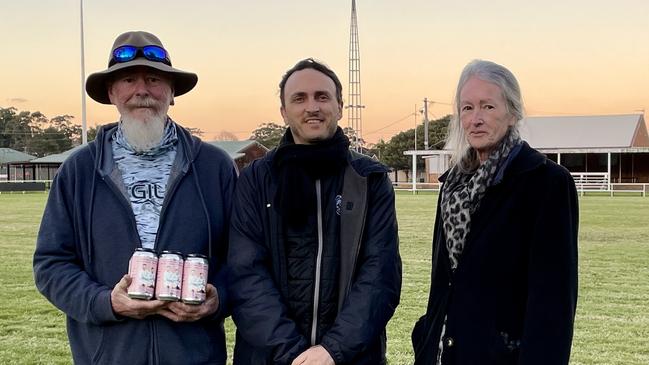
[404,114,649,195]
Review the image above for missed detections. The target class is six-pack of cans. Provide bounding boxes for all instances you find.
[127,248,209,304]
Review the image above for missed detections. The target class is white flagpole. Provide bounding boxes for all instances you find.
[80,0,88,144]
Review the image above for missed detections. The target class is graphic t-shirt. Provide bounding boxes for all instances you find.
[112,120,178,249]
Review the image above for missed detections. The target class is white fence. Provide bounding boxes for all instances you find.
[392,182,441,192]
[570,172,648,197]
[392,173,648,197]
[571,172,609,192]
[1,178,647,197]
[608,183,648,197]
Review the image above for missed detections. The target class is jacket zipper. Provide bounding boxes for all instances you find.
[311,179,324,346]
[151,319,158,364]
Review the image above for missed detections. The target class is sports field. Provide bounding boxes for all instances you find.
[0,192,647,364]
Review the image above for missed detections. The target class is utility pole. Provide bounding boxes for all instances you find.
[414,104,418,151]
[423,97,430,150]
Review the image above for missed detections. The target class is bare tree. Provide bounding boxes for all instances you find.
[213,130,239,141]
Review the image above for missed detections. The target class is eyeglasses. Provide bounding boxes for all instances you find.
[109,45,171,67]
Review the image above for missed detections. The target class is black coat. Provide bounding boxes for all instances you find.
[228,150,402,365]
[412,142,579,365]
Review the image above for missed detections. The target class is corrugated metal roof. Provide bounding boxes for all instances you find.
[30,144,86,163]
[0,148,36,163]
[519,114,645,149]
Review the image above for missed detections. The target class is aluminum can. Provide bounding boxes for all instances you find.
[155,251,184,301]
[181,254,208,304]
[127,248,158,300]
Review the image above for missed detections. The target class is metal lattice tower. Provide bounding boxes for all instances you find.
[347,0,364,151]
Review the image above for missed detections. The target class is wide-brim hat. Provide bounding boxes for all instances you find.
[85,31,198,104]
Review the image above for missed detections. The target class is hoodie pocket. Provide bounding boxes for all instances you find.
[155,319,226,364]
[91,320,150,364]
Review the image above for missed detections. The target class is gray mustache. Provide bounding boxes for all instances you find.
[127,98,159,108]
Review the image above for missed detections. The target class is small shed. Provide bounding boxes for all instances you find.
[24,145,87,181]
[0,148,36,180]
[206,140,269,170]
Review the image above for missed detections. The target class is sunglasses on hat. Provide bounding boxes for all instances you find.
[109,45,171,67]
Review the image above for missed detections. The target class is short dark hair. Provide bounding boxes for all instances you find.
[279,58,343,107]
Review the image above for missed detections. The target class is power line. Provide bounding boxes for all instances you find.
[427,100,452,106]
[364,112,416,136]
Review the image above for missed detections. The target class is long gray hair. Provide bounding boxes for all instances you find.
[446,59,524,172]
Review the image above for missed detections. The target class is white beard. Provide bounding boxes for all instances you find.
[120,113,167,152]
[119,96,170,152]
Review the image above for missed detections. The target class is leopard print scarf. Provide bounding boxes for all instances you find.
[440,128,521,271]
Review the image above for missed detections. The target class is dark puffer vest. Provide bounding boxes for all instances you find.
[283,172,342,344]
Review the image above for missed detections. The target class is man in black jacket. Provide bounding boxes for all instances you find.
[228,58,402,365]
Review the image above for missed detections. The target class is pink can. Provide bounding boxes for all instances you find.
[155,251,184,301]
[127,248,158,300]
[181,254,208,304]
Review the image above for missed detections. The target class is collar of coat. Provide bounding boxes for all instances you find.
[439,141,546,185]
[263,147,390,179]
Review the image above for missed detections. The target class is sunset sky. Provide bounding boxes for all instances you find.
[1,0,647,143]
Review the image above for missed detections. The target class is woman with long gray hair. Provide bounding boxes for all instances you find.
[411,60,579,365]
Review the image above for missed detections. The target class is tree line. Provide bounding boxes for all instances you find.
[0,106,209,158]
[372,115,450,173]
[2,104,450,172]
[249,116,450,173]
[0,106,97,157]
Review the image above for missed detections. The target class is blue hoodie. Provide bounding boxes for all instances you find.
[34,122,237,364]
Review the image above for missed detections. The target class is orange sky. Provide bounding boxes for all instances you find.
[1,0,648,143]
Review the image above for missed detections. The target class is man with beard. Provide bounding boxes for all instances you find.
[33,31,236,364]
[228,58,402,365]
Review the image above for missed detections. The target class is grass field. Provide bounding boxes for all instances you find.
[1,192,648,364]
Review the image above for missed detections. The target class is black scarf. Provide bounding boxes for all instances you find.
[272,127,350,224]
